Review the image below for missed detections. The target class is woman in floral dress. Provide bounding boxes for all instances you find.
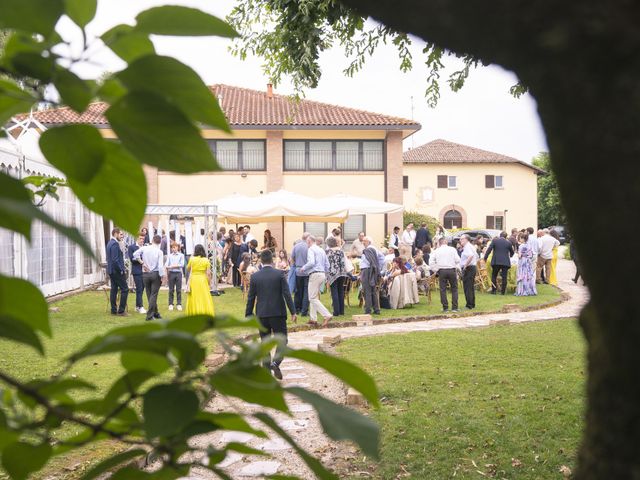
[515,232,537,296]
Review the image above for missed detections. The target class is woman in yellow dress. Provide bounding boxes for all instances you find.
[185,244,215,316]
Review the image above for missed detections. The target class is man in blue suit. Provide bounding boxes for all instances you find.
[127,232,146,314]
[107,227,129,315]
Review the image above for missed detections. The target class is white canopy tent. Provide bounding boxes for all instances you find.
[210,190,350,224]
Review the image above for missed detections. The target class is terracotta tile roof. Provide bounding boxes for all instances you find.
[21,84,420,130]
[403,139,544,173]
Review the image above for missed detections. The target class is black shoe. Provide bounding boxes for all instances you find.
[466,306,474,310]
[271,363,283,380]
[442,308,449,313]
[373,311,381,315]
[145,317,153,321]
[154,313,162,319]
[452,309,460,313]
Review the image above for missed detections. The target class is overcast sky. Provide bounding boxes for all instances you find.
[58,0,548,162]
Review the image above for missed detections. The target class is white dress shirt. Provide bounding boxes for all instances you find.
[244,232,256,244]
[460,243,479,268]
[537,234,560,260]
[401,229,416,246]
[429,245,461,272]
[133,244,165,276]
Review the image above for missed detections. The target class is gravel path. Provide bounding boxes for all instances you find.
[189,258,588,479]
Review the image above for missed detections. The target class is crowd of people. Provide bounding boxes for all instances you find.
[106,227,215,321]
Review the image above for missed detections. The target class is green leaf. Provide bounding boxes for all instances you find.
[68,142,146,234]
[71,329,203,368]
[40,125,106,183]
[117,55,229,130]
[81,448,146,480]
[197,412,267,438]
[286,387,379,459]
[0,79,37,127]
[0,315,43,353]
[210,365,288,412]
[97,77,127,104]
[0,275,50,336]
[0,0,64,36]
[120,351,171,375]
[165,314,260,335]
[8,52,57,82]
[102,371,155,412]
[143,384,199,438]
[135,6,238,38]
[223,442,268,456]
[287,349,379,407]
[105,91,219,173]
[101,24,155,63]
[254,413,338,480]
[53,69,93,112]
[37,378,96,400]
[64,0,96,27]
[2,442,52,480]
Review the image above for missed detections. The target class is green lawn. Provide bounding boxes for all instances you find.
[337,319,586,479]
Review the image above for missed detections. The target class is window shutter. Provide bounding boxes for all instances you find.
[437,175,447,188]
[486,216,495,229]
[485,175,495,188]
[402,176,409,189]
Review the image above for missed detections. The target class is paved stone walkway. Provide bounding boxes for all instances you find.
[189,258,588,479]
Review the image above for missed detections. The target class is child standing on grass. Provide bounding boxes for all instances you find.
[166,241,185,311]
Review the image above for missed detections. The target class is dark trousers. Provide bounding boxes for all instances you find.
[393,248,400,258]
[438,268,458,310]
[361,269,380,314]
[132,273,144,308]
[232,265,241,287]
[168,271,182,305]
[294,274,309,315]
[330,279,345,316]
[110,271,129,314]
[491,265,510,294]
[258,316,287,367]
[462,265,477,308]
[143,271,161,319]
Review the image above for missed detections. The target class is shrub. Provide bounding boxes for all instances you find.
[402,211,439,234]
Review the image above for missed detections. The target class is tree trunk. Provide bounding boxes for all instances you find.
[339,0,640,476]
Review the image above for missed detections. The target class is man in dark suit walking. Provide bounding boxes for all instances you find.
[245,250,297,380]
[106,227,129,315]
[484,231,515,295]
[415,222,432,253]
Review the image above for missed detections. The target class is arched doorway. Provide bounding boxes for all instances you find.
[443,209,463,229]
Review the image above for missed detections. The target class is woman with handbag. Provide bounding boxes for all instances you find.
[185,244,215,316]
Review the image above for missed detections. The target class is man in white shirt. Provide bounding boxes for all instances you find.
[133,234,165,321]
[243,225,255,244]
[429,237,461,312]
[459,234,479,309]
[400,223,416,258]
[536,228,560,284]
[350,231,366,258]
[300,235,332,327]
[389,226,401,257]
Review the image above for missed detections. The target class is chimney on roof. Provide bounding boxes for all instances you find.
[266,83,273,99]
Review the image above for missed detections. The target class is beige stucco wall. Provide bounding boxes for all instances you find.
[402,163,538,231]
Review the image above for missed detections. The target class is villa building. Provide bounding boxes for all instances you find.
[31,84,420,248]
[402,139,543,231]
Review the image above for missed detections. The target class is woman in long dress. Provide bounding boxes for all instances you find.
[515,233,537,296]
[326,236,348,316]
[185,244,215,316]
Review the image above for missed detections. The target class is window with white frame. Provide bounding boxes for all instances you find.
[448,176,457,189]
[284,140,383,171]
[343,215,366,242]
[303,222,327,239]
[207,140,266,171]
[495,175,504,188]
